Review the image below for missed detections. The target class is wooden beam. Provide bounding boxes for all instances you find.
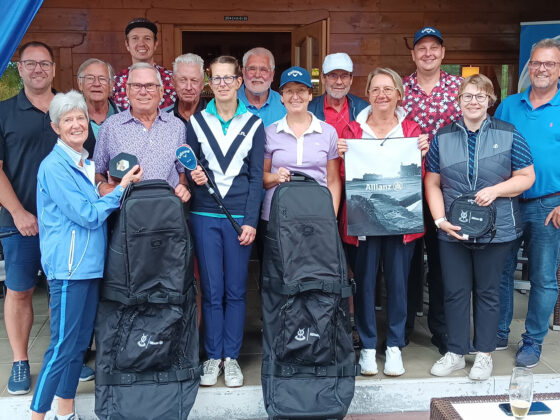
[58,47,74,91]
[147,8,329,26]
[161,24,175,69]
[20,32,84,49]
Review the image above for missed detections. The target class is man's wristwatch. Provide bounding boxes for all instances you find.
[434,217,447,229]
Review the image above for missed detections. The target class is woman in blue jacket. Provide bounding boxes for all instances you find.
[30,91,142,420]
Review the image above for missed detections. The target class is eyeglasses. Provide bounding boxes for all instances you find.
[282,87,310,98]
[459,93,488,103]
[325,72,352,82]
[79,75,111,85]
[368,86,396,97]
[528,61,560,70]
[245,66,271,75]
[209,75,237,85]
[20,60,53,71]
[127,83,160,93]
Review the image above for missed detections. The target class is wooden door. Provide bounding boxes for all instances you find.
[291,19,328,96]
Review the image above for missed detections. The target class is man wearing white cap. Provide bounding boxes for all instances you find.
[309,52,368,137]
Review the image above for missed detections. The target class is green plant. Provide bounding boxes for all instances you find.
[0,62,23,101]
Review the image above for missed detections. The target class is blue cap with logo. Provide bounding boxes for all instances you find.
[413,26,443,46]
[280,66,313,89]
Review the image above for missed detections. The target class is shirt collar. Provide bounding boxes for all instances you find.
[205,98,247,122]
[276,112,323,135]
[121,107,168,124]
[521,83,560,108]
[17,88,57,111]
[56,138,90,165]
[323,95,349,112]
[238,85,273,108]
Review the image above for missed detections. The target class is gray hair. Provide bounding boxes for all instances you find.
[173,53,205,78]
[77,58,115,82]
[530,38,560,57]
[49,90,89,126]
[128,62,163,86]
[242,47,275,71]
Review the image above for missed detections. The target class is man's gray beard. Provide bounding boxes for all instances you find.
[246,83,271,96]
[325,85,351,99]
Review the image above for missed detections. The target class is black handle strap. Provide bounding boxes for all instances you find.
[96,365,203,386]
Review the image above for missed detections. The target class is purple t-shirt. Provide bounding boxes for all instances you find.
[93,109,185,187]
[261,113,338,221]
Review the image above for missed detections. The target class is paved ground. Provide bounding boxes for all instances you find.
[1,261,559,418]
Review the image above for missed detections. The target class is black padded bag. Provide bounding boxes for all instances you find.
[261,172,359,420]
[95,179,201,420]
[448,193,496,241]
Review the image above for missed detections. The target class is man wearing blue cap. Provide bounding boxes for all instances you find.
[402,26,463,355]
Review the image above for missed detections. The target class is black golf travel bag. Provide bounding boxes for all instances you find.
[261,172,359,420]
[94,180,201,420]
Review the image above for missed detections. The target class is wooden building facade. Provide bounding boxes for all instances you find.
[16,0,560,99]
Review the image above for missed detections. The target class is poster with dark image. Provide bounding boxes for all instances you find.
[344,138,424,236]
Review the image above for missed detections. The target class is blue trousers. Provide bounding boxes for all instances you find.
[354,236,415,349]
[31,278,99,413]
[0,227,41,292]
[190,214,252,359]
[498,195,560,345]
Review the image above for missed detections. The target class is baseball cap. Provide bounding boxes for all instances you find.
[280,66,313,89]
[322,53,353,74]
[413,27,443,46]
[125,18,158,37]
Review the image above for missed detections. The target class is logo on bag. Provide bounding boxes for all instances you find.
[459,210,469,223]
[294,328,320,341]
[137,333,164,348]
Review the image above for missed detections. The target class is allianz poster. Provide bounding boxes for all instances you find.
[344,138,423,237]
[518,21,560,92]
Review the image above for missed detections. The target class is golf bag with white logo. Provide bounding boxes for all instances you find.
[261,172,359,420]
[94,180,201,420]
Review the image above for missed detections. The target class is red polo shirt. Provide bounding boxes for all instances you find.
[323,95,351,137]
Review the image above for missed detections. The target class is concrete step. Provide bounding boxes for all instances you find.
[2,373,559,419]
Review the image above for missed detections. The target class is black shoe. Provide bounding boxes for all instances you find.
[431,334,448,355]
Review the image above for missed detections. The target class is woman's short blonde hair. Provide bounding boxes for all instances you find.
[364,67,404,99]
[458,74,497,105]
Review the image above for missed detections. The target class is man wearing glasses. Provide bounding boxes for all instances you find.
[495,38,560,368]
[112,17,176,111]
[94,63,190,203]
[308,52,368,137]
[77,58,119,156]
[0,41,58,395]
[402,27,463,355]
[238,47,286,126]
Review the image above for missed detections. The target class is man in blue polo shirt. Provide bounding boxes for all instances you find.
[0,41,58,395]
[495,38,560,368]
[238,47,286,126]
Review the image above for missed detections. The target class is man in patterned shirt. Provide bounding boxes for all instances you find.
[112,18,176,111]
[402,27,463,355]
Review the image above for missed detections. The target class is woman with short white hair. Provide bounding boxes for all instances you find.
[30,91,142,420]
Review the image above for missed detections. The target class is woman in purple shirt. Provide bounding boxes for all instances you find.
[261,66,341,221]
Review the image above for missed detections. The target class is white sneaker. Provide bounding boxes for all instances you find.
[224,357,244,387]
[384,346,405,376]
[431,352,465,377]
[469,352,493,381]
[359,348,378,375]
[200,358,223,386]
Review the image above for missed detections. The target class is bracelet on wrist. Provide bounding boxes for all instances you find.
[434,217,447,229]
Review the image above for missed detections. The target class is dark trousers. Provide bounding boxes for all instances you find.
[439,240,513,355]
[354,236,415,349]
[406,201,446,340]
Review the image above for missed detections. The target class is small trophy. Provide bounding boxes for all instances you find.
[109,153,138,181]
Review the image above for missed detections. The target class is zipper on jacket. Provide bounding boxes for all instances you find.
[68,230,76,277]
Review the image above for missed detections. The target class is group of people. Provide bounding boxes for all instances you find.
[0,16,559,419]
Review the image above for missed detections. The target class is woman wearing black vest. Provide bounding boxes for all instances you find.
[424,74,535,380]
